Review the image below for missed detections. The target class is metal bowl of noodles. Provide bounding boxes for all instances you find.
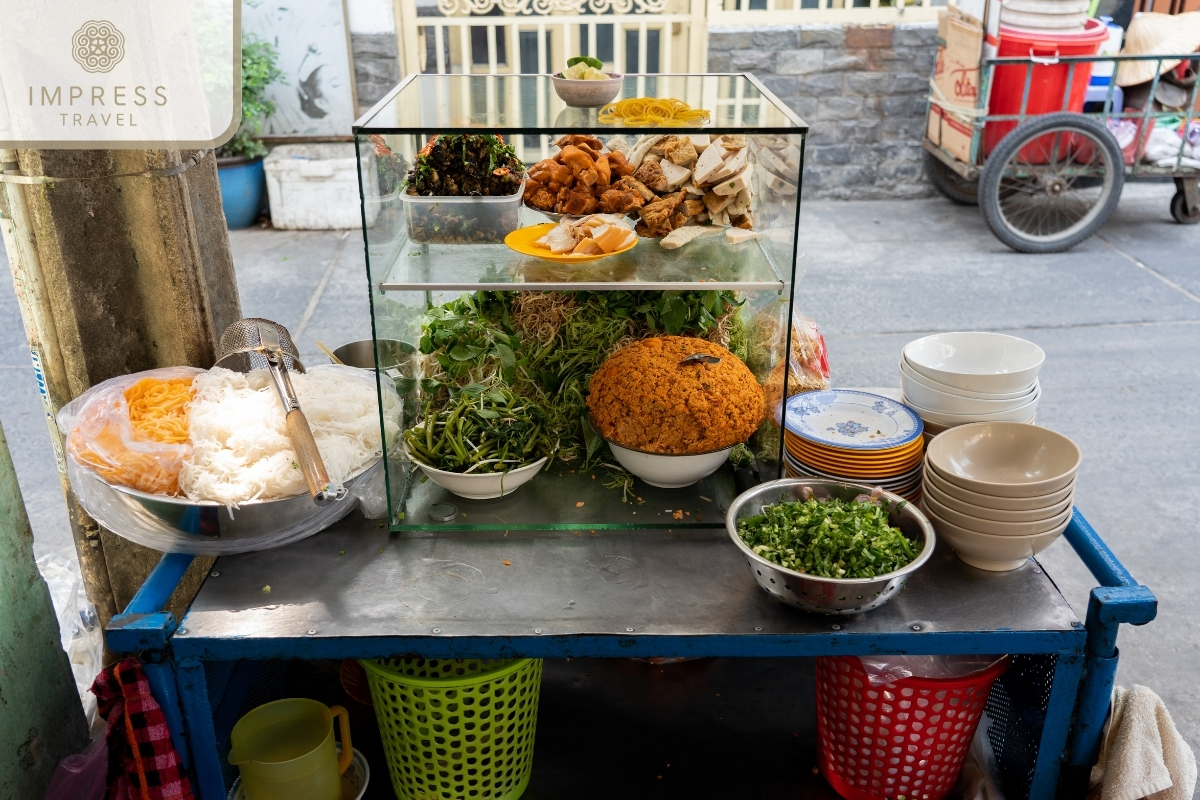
[67,458,382,555]
[725,479,935,615]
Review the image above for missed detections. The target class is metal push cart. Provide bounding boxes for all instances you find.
[106,509,1154,800]
[100,74,1155,800]
[924,51,1200,253]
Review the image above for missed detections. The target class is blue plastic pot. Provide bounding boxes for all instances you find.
[217,157,265,229]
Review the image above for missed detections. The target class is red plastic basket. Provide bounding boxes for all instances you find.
[815,655,1010,800]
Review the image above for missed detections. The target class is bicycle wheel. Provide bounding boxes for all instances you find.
[979,113,1124,253]
[925,151,979,206]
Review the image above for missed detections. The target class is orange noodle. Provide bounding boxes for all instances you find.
[69,376,195,495]
[597,97,710,127]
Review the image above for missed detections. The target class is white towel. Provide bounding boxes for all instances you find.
[1090,685,1197,800]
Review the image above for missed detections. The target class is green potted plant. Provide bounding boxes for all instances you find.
[217,34,284,229]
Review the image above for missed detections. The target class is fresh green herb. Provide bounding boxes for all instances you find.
[403,381,554,474]
[600,464,637,503]
[414,290,748,469]
[728,443,756,470]
[737,497,915,579]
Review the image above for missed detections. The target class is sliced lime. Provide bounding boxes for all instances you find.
[585,56,603,70]
[566,55,588,67]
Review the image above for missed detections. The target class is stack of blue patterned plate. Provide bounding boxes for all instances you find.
[782,390,925,502]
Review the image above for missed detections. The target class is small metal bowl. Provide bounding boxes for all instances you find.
[725,478,935,615]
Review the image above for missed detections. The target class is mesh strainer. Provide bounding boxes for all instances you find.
[217,317,306,373]
[215,319,344,504]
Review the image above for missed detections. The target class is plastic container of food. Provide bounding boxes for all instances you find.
[401,179,525,244]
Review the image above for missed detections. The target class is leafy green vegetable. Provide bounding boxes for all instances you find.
[737,497,916,579]
[415,290,747,468]
[403,382,554,473]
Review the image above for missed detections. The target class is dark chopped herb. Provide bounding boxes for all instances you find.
[737,497,916,579]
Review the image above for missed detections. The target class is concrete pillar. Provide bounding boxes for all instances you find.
[0,418,89,798]
[1,148,241,627]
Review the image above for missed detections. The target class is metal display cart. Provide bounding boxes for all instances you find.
[924,51,1200,252]
[101,74,1156,800]
[107,511,1154,799]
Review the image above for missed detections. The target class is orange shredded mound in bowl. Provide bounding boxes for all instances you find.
[69,376,195,496]
[586,336,764,454]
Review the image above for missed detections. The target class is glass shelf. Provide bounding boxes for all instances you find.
[354,74,808,135]
[373,209,794,292]
[392,461,746,532]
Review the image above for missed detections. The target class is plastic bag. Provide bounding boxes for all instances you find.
[42,735,107,800]
[956,714,1007,800]
[764,308,831,424]
[36,552,105,734]
[57,367,203,497]
[858,654,1008,687]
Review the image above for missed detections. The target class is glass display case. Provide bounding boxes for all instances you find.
[353,73,808,531]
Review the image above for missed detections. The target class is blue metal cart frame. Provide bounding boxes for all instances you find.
[106,507,1154,800]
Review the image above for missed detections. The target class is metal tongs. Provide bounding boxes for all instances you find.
[214,318,346,505]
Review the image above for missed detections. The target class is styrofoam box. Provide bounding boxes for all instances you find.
[264,143,378,230]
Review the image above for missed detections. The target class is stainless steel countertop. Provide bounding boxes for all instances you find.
[175,511,1083,660]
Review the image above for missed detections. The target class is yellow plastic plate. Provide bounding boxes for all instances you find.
[504,222,638,263]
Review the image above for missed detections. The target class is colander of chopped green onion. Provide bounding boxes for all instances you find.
[725,479,935,614]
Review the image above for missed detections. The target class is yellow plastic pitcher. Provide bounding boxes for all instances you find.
[228,698,352,800]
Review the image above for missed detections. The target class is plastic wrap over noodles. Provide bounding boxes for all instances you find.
[858,655,1009,687]
[59,364,398,555]
[57,366,204,497]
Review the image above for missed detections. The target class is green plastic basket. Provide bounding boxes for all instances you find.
[359,658,542,800]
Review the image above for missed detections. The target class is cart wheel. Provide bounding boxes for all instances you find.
[979,113,1124,253]
[925,151,979,206]
[1170,190,1200,224]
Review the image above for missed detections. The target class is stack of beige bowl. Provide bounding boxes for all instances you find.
[923,422,1081,571]
[900,332,1044,442]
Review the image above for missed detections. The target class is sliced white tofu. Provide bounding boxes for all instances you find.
[726,187,752,217]
[627,134,665,169]
[782,143,801,172]
[759,165,798,196]
[726,227,758,244]
[660,159,692,191]
[605,136,630,155]
[682,180,705,196]
[660,225,724,250]
[687,133,711,153]
[709,146,748,185]
[758,147,792,181]
[692,142,729,184]
[712,165,751,197]
[711,207,730,226]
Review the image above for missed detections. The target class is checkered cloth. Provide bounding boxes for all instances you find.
[91,658,194,800]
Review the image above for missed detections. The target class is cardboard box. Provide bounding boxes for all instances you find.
[927,102,976,164]
[957,0,1001,59]
[933,7,985,114]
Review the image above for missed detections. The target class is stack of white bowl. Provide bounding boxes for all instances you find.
[900,332,1044,439]
[922,422,1081,571]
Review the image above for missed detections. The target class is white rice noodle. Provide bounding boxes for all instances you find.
[180,365,400,506]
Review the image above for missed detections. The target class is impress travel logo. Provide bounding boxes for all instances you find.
[0,0,240,149]
[71,21,126,74]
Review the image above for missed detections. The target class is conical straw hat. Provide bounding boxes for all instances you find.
[1116,11,1200,87]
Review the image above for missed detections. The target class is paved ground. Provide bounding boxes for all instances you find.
[3,182,1197,773]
